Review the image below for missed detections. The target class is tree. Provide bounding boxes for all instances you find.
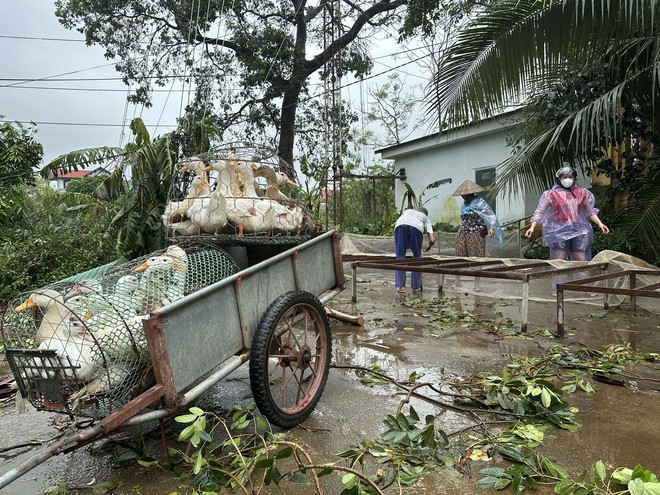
[55,0,411,178]
[0,119,43,226]
[0,177,118,303]
[363,73,422,147]
[41,118,179,259]
[425,0,660,261]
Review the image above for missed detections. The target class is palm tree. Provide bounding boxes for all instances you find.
[40,118,182,258]
[427,0,660,261]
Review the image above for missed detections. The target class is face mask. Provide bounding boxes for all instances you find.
[560,178,574,188]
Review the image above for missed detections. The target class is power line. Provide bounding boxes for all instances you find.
[0,120,178,128]
[2,85,242,93]
[0,34,85,42]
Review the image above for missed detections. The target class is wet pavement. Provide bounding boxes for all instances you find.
[0,268,659,494]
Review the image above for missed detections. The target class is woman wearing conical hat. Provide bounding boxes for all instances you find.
[453,180,503,257]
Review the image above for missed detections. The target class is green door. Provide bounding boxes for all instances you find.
[475,167,496,213]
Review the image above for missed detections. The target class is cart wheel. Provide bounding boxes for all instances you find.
[249,290,332,428]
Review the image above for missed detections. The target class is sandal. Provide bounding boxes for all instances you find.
[397,287,406,294]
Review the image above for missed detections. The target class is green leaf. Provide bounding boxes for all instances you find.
[137,458,160,468]
[193,450,204,475]
[629,478,645,495]
[342,473,358,489]
[114,450,139,466]
[595,460,606,481]
[318,467,334,477]
[255,416,269,432]
[541,388,552,407]
[174,414,198,423]
[275,447,294,459]
[255,457,275,469]
[409,405,420,422]
[612,467,634,484]
[289,473,308,484]
[642,482,660,495]
[480,467,508,477]
[92,481,120,495]
[189,406,205,416]
[477,476,500,488]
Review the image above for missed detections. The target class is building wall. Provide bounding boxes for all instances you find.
[389,126,529,226]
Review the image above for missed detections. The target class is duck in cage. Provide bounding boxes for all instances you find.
[163,153,316,238]
[2,243,239,417]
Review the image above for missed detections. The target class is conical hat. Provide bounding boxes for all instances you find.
[452,179,485,196]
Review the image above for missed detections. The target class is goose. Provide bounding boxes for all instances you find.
[38,317,97,382]
[252,164,291,202]
[251,165,305,233]
[275,170,298,190]
[15,289,71,344]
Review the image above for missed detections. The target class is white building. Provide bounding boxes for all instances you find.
[376,111,542,226]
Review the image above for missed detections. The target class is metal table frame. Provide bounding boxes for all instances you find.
[345,255,610,332]
[556,269,660,336]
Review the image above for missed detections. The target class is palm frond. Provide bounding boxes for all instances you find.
[429,0,659,127]
[40,146,125,179]
[611,174,660,262]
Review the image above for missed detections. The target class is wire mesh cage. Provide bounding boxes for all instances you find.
[1,242,239,418]
[163,142,318,241]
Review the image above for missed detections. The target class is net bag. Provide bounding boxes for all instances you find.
[1,242,239,418]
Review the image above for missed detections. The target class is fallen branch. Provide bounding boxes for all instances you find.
[0,432,65,454]
[325,307,365,326]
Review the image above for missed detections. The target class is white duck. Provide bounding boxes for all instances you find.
[94,313,150,362]
[179,156,209,181]
[15,289,70,344]
[70,361,134,408]
[202,156,245,196]
[134,252,187,312]
[38,317,97,382]
[232,156,260,198]
[165,175,211,235]
[190,183,228,234]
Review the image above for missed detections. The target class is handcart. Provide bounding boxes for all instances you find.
[0,230,344,489]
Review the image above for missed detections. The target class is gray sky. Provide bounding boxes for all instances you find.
[1,0,183,165]
[1,1,429,167]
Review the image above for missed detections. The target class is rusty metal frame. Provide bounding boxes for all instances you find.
[556,269,660,336]
[345,255,610,332]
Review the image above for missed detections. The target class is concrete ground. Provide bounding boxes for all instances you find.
[0,267,658,494]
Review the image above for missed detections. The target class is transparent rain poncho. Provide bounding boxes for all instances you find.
[531,184,598,247]
[460,196,504,244]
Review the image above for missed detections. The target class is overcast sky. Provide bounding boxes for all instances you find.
[1,1,430,167]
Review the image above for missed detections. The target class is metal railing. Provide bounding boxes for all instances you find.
[501,215,533,257]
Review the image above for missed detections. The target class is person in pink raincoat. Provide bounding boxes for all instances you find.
[524,166,610,289]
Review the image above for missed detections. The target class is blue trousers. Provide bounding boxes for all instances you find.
[394,225,423,290]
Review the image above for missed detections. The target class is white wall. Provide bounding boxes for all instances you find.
[387,123,525,226]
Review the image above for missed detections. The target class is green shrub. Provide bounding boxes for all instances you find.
[523,242,550,260]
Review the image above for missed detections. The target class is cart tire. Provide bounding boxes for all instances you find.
[249,290,332,428]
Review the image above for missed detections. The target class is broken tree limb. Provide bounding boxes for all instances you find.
[324,307,364,326]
